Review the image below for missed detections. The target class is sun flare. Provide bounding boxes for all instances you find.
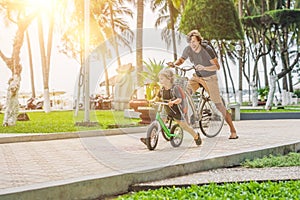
[23,0,55,11]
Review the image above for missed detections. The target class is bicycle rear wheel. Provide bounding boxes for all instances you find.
[199,98,224,138]
[170,124,183,147]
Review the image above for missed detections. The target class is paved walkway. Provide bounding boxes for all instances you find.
[0,119,300,199]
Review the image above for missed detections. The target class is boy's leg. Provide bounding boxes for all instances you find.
[176,120,202,146]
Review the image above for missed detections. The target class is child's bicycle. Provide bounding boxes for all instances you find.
[145,101,184,151]
[174,66,225,138]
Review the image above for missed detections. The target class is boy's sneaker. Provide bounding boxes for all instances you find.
[194,133,202,146]
[140,138,147,145]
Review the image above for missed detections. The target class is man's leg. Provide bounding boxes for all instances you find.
[187,74,201,94]
[215,103,238,139]
[203,75,238,139]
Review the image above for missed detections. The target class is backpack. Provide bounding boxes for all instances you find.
[171,85,188,114]
[201,39,218,58]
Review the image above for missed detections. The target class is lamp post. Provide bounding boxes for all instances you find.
[84,0,90,122]
[75,0,98,127]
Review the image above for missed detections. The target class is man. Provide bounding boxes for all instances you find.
[169,30,238,139]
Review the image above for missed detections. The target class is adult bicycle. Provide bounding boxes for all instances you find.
[145,101,184,150]
[174,66,225,138]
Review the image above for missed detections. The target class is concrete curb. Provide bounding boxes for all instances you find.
[0,126,148,144]
[241,112,300,120]
[1,141,299,200]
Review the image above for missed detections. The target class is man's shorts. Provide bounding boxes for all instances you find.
[188,74,223,104]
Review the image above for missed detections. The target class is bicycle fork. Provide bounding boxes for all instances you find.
[155,112,176,138]
[185,92,201,123]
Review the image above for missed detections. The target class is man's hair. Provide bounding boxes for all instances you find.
[187,30,203,43]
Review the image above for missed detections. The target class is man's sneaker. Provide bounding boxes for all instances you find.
[194,133,202,146]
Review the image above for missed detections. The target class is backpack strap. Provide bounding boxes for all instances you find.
[201,40,218,58]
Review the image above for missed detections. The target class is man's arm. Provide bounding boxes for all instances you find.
[168,57,185,67]
[174,57,185,66]
[211,57,220,70]
[195,57,220,71]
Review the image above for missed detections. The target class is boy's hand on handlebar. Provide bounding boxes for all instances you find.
[168,100,175,107]
[148,99,155,105]
[167,62,175,68]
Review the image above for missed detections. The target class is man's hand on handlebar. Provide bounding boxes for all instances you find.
[195,64,205,71]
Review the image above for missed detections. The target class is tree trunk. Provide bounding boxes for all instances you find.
[168,0,177,60]
[3,75,20,126]
[38,16,51,113]
[261,0,269,88]
[1,20,34,126]
[250,81,258,107]
[102,53,110,97]
[26,30,36,98]
[109,2,121,68]
[219,42,230,104]
[224,48,236,103]
[136,0,144,99]
[266,75,277,110]
[237,0,243,104]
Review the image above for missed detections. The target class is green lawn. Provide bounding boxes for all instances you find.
[117,152,300,200]
[0,110,141,133]
[240,105,300,113]
[242,152,300,168]
[117,181,300,200]
[1,105,299,133]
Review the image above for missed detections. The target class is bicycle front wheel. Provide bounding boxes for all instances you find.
[146,122,160,150]
[199,99,224,138]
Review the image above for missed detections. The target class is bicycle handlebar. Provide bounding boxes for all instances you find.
[167,62,195,72]
[174,65,195,77]
[152,101,169,106]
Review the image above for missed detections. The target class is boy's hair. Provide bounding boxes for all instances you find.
[158,68,174,84]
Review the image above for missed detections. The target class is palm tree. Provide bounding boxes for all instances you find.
[150,0,184,60]
[0,1,38,126]
[101,0,134,93]
[107,0,134,68]
[36,0,69,113]
[90,0,134,99]
[61,0,133,98]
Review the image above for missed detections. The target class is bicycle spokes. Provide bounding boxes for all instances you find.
[200,100,224,138]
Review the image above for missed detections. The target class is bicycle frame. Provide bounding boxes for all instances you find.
[173,65,225,137]
[174,66,211,124]
[154,102,177,139]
